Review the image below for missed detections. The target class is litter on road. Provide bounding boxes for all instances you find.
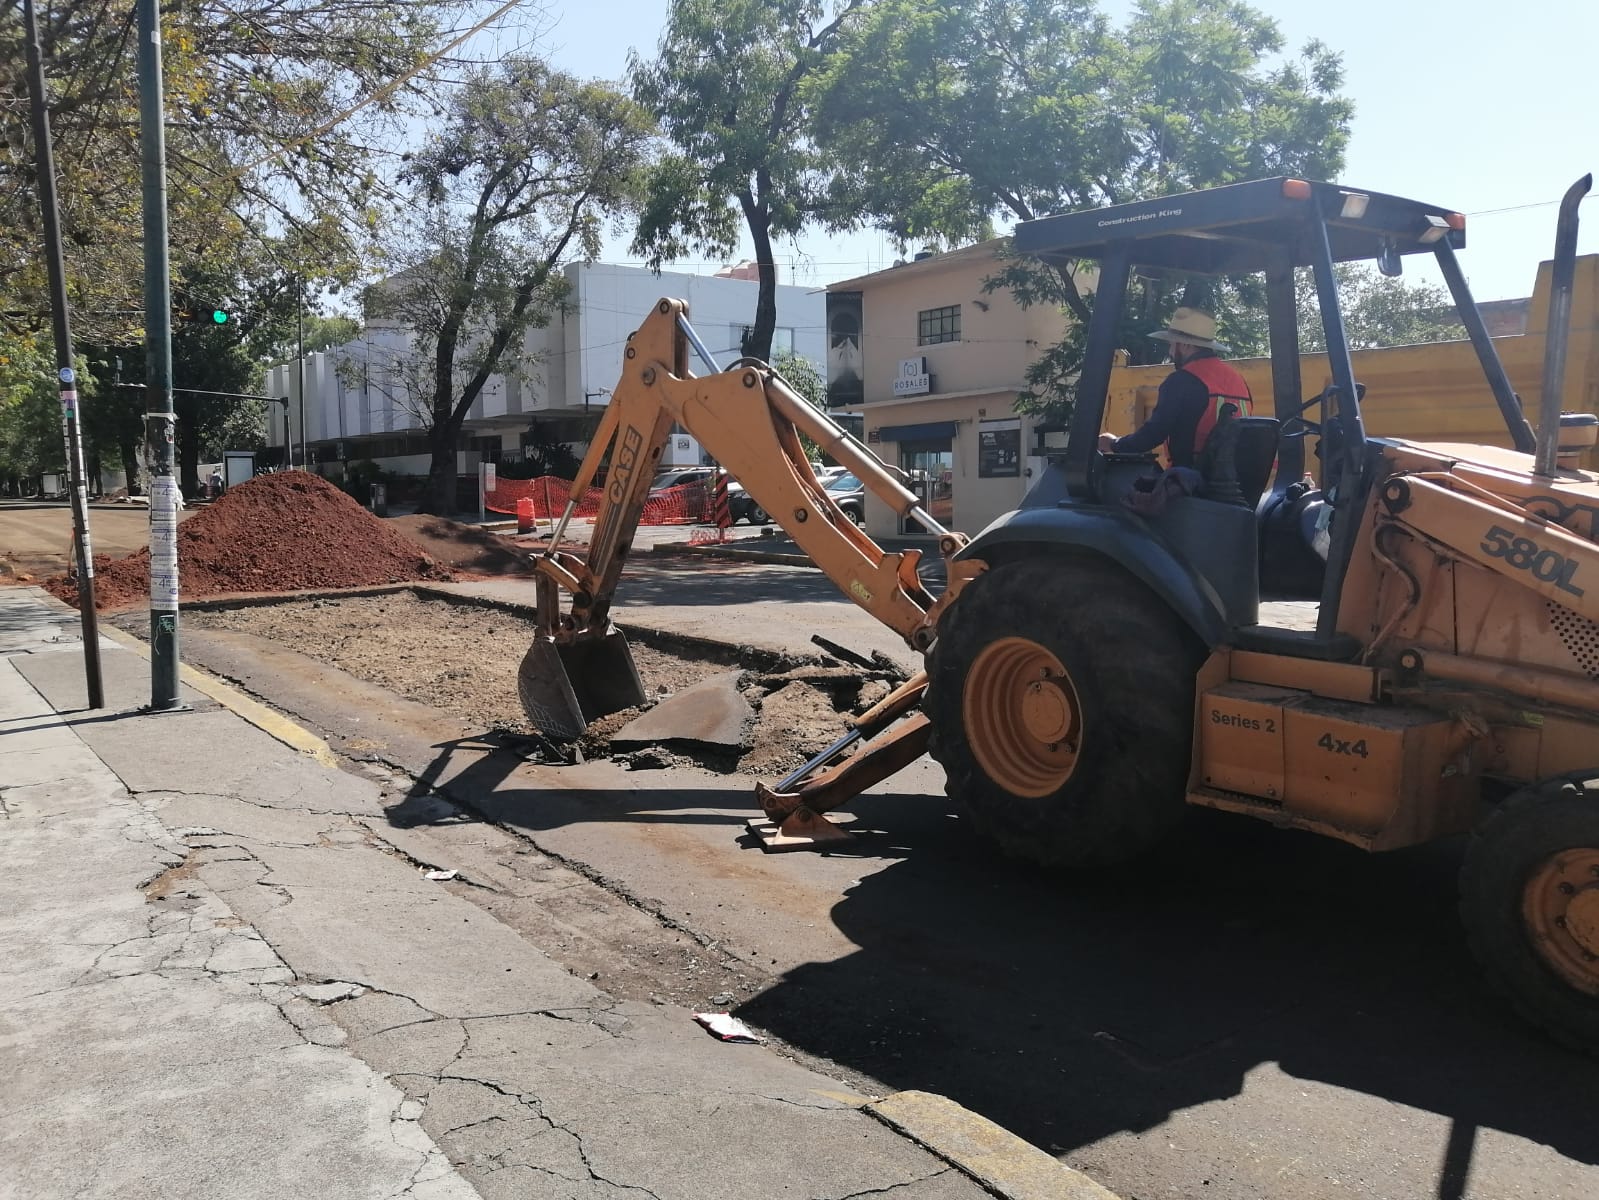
[694,1012,764,1043]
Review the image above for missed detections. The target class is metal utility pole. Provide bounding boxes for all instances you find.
[22,0,104,710]
[137,0,181,710]
[297,276,308,471]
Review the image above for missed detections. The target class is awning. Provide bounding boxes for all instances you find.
[875,420,958,443]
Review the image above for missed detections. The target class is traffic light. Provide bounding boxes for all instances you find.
[174,298,232,326]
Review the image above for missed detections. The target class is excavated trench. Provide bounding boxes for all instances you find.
[169,590,903,774]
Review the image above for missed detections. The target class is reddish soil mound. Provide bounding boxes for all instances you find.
[45,471,453,611]
[389,514,535,576]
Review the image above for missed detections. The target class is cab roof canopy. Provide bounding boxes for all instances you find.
[1013,178,1465,276]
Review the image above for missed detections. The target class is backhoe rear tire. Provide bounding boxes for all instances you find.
[926,556,1202,869]
[1460,777,1599,1054]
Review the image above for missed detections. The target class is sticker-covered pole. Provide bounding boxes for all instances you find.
[138,0,180,709]
[22,0,103,709]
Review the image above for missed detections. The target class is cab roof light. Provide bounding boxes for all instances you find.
[1420,214,1451,244]
[1282,179,1313,201]
[1339,191,1370,219]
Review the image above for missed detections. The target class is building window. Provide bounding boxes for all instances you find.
[731,325,795,358]
[917,305,961,346]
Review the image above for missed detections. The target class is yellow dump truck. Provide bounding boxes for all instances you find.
[1104,254,1599,464]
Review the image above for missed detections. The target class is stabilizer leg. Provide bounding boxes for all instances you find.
[749,713,931,851]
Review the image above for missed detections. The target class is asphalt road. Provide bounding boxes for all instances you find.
[0,500,189,578]
[155,553,1599,1200]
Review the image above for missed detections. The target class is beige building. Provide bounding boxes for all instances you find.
[826,241,1070,539]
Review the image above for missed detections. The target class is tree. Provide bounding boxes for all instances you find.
[0,337,61,494]
[629,0,867,362]
[771,349,831,460]
[808,0,1354,420]
[171,329,267,497]
[0,0,488,347]
[370,58,652,514]
[1298,264,1467,353]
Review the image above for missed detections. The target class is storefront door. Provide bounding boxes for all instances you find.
[900,440,954,535]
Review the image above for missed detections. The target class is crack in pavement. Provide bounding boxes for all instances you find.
[836,1169,957,1200]
[398,1072,666,1200]
[372,755,757,971]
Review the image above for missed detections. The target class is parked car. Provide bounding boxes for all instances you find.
[720,477,762,525]
[649,467,715,495]
[824,471,864,524]
[727,464,855,525]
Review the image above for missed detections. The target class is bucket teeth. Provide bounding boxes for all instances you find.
[517,627,647,741]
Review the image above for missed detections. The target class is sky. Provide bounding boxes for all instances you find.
[525,0,1595,303]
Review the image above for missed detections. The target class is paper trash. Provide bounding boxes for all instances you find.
[423,869,458,882]
[693,1012,763,1043]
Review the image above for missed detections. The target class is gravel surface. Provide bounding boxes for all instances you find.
[182,591,866,773]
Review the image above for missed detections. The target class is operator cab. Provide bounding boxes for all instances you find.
[1001,177,1532,659]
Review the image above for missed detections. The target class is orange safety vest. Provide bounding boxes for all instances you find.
[1181,356,1254,455]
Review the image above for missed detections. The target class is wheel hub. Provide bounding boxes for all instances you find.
[962,637,1081,799]
[1021,679,1072,744]
[1523,848,1599,995]
[1569,891,1599,958]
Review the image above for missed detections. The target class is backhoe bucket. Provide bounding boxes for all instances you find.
[517,628,647,741]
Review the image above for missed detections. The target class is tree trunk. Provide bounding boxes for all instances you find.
[421,422,459,515]
[119,437,140,495]
[741,200,779,362]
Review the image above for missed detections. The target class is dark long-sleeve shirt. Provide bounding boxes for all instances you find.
[1109,351,1217,468]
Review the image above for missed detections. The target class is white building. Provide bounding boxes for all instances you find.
[264,261,825,477]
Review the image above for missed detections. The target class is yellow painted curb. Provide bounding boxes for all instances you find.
[866,1091,1120,1200]
[100,625,340,769]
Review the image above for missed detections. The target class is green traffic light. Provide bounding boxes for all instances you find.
[211,309,229,324]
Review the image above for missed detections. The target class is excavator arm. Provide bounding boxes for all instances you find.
[518,299,980,794]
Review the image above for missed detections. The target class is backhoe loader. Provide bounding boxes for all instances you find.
[521,174,1599,1053]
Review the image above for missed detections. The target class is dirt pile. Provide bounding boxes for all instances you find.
[46,471,453,610]
[388,514,535,576]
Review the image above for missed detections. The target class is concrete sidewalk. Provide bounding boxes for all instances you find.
[0,587,1109,1200]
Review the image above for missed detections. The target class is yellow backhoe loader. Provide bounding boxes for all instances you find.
[521,174,1599,1054]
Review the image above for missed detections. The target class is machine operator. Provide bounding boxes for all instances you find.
[1097,307,1253,468]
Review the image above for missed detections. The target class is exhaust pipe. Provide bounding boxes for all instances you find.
[1534,173,1593,477]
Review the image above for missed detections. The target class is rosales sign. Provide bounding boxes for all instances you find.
[893,356,931,396]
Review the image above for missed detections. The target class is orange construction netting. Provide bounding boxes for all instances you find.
[485,475,710,525]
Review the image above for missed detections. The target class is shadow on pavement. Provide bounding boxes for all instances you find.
[391,732,1599,1194]
[739,812,1599,1176]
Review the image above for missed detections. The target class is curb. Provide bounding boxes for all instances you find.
[97,622,340,769]
[867,1091,1120,1200]
[654,542,818,568]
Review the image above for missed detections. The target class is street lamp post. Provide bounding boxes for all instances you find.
[21,0,103,709]
[136,0,181,710]
[297,277,308,471]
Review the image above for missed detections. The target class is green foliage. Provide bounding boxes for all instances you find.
[498,425,583,480]
[1,0,482,346]
[0,337,63,488]
[771,350,827,408]
[370,57,653,513]
[1298,264,1467,353]
[771,350,829,457]
[339,459,385,504]
[809,0,1354,422]
[629,0,868,360]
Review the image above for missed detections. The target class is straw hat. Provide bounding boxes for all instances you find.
[1149,307,1228,352]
